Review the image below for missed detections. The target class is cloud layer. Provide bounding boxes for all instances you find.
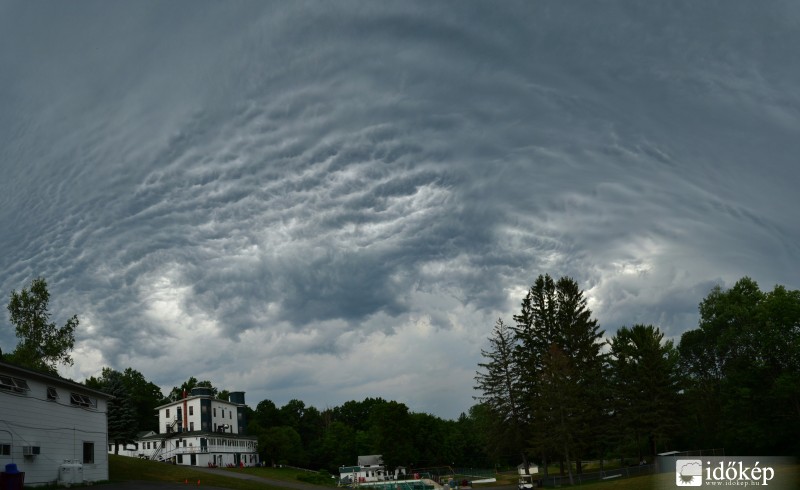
[1,1,799,418]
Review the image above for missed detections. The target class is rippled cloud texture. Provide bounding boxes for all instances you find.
[1,1,799,418]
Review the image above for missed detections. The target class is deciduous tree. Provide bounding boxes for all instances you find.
[679,277,800,455]
[5,277,77,374]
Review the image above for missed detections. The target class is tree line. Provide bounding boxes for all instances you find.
[474,274,800,485]
[5,275,799,477]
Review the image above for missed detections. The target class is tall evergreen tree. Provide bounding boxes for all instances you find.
[86,367,164,432]
[512,274,557,474]
[104,373,139,454]
[610,324,682,461]
[512,274,605,478]
[474,319,529,470]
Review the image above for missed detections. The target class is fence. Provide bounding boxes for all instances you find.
[538,463,655,487]
[452,468,495,480]
[657,448,725,458]
[361,481,435,490]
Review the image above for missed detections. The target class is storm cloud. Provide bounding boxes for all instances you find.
[1,1,798,418]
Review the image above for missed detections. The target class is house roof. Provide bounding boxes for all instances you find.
[0,359,111,398]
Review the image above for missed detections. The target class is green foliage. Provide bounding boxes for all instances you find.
[280,399,323,450]
[367,400,415,468]
[5,277,77,374]
[104,373,140,452]
[261,425,306,467]
[678,277,800,455]
[474,319,528,465]
[87,367,165,433]
[610,324,682,459]
[472,273,800,470]
[317,421,357,472]
[510,274,606,482]
[252,399,282,427]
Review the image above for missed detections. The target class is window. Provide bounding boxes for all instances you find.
[189,406,194,416]
[47,387,58,400]
[0,375,30,393]
[190,422,194,431]
[1,444,10,456]
[83,442,94,464]
[166,408,170,418]
[213,408,216,417]
[70,393,94,407]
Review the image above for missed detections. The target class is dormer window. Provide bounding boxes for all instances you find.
[70,393,95,408]
[0,375,30,393]
[47,387,58,400]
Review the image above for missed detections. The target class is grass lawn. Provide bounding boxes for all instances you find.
[108,455,329,489]
[490,463,800,489]
[108,456,800,490]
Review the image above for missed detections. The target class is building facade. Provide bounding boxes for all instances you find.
[339,455,402,485]
[0,360,110,486]
[114,387,259,467]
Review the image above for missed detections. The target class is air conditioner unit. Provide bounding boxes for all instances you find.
[23,445,41,456]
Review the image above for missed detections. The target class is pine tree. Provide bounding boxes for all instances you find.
[474,319,529,470]
[610,325,681,461]
[512,274,606,480]
[104,373,139,454]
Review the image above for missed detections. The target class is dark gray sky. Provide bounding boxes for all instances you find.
[1,1,799,419]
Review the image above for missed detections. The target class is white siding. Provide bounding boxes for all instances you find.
[0,368,108,486]
[122,392,257,468]
[210,399,239,433]
[158,397,241,434]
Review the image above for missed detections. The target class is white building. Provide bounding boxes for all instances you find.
[339,455,406,485]
[0,360,110,486]
[115,387,259,467]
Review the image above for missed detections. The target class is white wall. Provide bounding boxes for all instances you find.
[1,369,108,486]
[157,397,242,434]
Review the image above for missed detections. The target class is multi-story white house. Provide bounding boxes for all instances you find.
[115,387,259,467]
[0,360,110,487]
